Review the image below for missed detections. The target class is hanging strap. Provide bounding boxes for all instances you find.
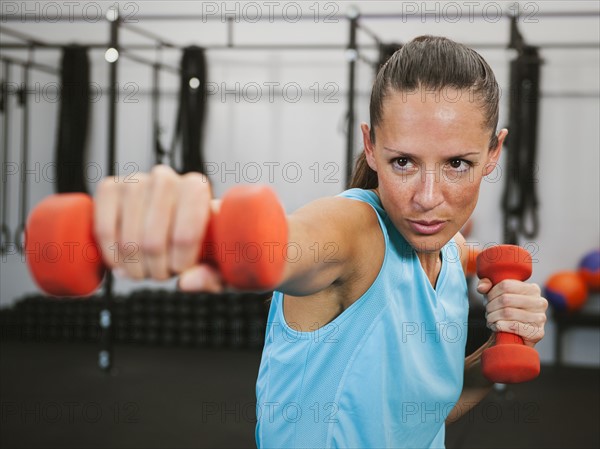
[0,60,11,255]
[55,44,90,194]
[170,45,208,175]
[15,49,33,254]
[502,45,542,245]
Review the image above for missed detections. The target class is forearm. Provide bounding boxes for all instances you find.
[446,334,496,424]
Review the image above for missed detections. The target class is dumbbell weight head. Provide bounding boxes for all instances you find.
[26,193,105,296]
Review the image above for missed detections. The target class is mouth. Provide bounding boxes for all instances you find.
[407,220,448,235]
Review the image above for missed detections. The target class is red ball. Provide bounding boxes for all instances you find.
[544,271,589,313]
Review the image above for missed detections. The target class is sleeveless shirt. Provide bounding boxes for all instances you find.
[255,188,469,448]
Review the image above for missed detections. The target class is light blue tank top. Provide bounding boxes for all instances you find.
[255,188,469,448]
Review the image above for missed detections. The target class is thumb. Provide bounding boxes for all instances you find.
[476,277,493,295]
[178,264,225,293]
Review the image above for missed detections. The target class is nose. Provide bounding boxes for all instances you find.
[413,168,444,212]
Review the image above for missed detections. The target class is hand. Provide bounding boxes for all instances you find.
[93,164,224,293]
[477,278,548,348]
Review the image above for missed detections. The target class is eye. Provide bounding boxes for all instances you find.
[447,159,472,172]
[391,157,415,171]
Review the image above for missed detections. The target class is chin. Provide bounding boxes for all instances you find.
[404,233,453,254]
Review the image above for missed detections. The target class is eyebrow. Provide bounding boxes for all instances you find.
[383,147,481,158]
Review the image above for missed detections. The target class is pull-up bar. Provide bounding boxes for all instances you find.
[1,10,597,22]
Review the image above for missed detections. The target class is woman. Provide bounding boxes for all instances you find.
[95,36,547,448]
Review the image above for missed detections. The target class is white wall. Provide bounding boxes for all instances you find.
[1,1,598,366]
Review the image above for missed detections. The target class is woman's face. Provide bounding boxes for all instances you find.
[361,88,507,254]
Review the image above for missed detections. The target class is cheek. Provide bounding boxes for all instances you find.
[379,179,411,211]
[446,176,482,207]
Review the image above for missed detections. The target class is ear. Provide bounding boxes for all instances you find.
[360,122,378,172]
[483,128,507,176]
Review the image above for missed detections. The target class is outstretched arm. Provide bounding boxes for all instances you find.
[95,165,361,295]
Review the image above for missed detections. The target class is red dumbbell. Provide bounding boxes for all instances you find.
[25,185,288,296]
[477,245,540,383]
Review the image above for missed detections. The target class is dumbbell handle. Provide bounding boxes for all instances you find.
[477,245,540,383]
[25,185,288,296]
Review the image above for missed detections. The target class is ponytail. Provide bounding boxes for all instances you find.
[349,151,378,190]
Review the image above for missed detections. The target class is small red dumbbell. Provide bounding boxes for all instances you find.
[25,185,288,296]
[477,245,540,383]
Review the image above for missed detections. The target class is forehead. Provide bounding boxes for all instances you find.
[378,88,489,147]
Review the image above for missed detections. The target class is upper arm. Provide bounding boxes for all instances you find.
[275,196,378,297]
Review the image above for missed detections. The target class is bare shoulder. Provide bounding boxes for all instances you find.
[453,231,469,273]
[278,194,383,295]
[278,193,385,330]
[288,194,383,250]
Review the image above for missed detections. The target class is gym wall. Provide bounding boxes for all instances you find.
[0,1,598,369]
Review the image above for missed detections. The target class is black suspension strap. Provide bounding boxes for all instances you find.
[15,53,32,254]
[152,44,170,166]
[55,45,90,194]
[0,60,11,255]
[502,19,542,245]
[170,46,208,175]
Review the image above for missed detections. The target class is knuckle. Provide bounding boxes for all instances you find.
[152,173,178,194]
[140,236,167,256]
[494,280,507,294]
[540,297,549,310]
[171,230,199,248]
[151,164,177,182]
[119,239,138,256]
[97,176,118,194]
[530,282,541,295]
[122,173,148,193]
[502,308,516,321]
[153,272,171,282]
[94,223,113,241]
[181,171,210,186]
[95,223,118,244]
[180,174,212,201]
[537,329,545,340]
[124,170,148,184]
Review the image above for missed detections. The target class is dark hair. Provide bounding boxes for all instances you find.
[350,35,500,190]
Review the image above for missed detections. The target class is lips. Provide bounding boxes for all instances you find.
[407,220,448,235]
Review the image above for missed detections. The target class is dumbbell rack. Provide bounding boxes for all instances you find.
[553,293,600,367]
[0,290,272,355]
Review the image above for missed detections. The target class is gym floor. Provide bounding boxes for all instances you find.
[1,340,598,449]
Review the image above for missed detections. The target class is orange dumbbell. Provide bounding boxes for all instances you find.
[25,185,288,296]
[477,245,540,383]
